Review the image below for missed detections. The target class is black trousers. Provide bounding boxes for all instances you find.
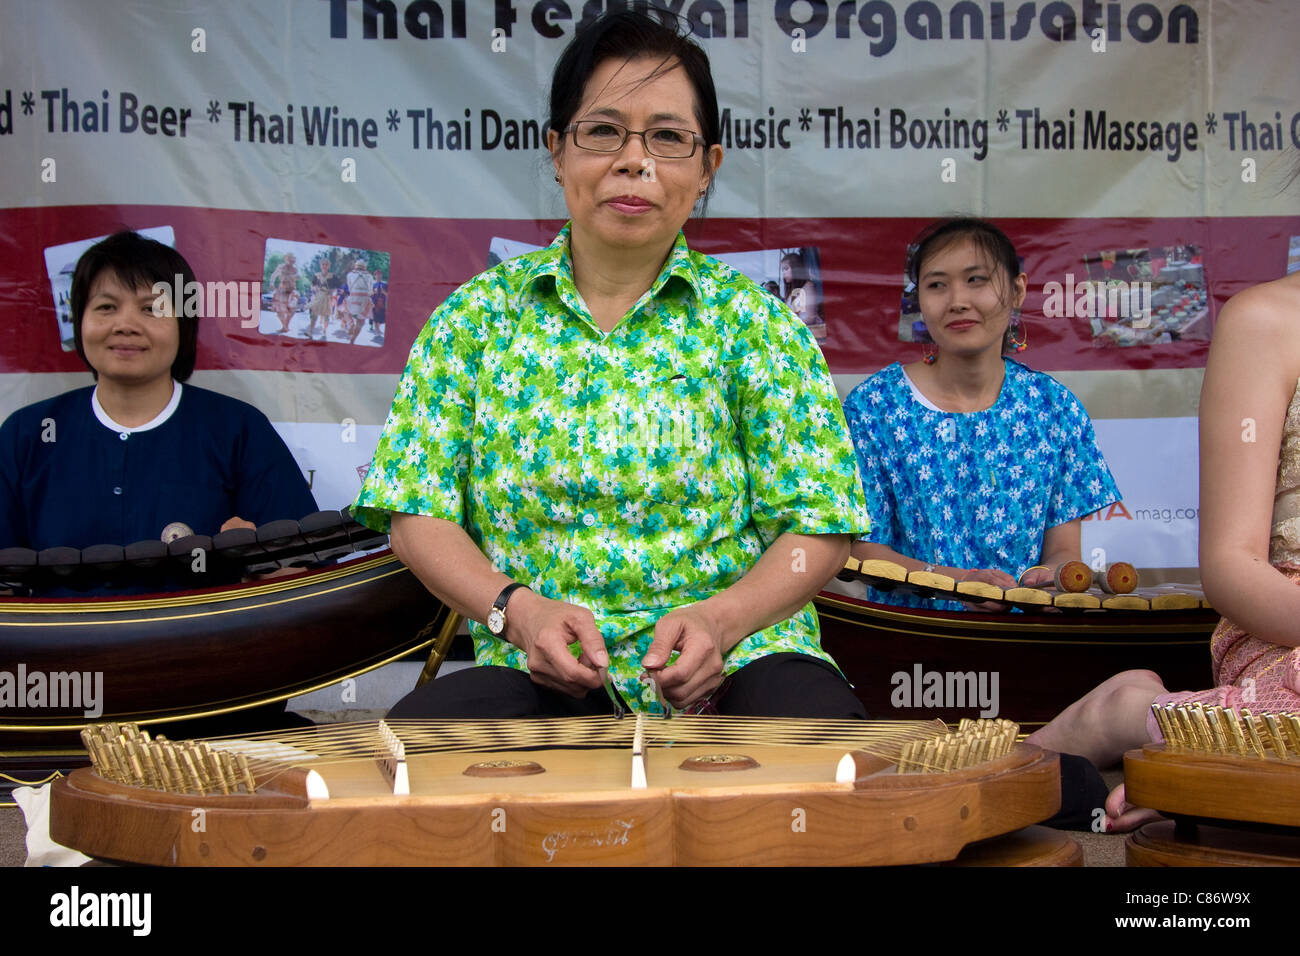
[387,652,868,719]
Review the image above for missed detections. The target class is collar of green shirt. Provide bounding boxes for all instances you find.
[520,223,706,314]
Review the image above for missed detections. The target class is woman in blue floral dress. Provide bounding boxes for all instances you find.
[843,218,1121,612]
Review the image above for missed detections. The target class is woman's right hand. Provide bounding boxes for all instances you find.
[388,514,612,695]
[504,588,609,697]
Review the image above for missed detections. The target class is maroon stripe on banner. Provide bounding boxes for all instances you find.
[0,206,1296,375]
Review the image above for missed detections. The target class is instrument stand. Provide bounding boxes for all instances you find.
[1127,818,1300,867]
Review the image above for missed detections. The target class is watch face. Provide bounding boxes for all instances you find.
[487,608,505,634]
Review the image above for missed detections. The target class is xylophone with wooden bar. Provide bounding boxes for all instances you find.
[844,558,1211,612]
[0,509,384,594]
[50,716,1069,866]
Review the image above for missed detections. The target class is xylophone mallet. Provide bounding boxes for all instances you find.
[1096,562,1139,594]
[1053,561,1093,593]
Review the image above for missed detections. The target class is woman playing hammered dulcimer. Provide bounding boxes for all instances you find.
[353,11,871,719]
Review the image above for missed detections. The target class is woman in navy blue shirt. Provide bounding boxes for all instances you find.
[0,232,317,557]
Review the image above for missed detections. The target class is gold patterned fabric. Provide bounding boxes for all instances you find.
[1270,379,1300,565]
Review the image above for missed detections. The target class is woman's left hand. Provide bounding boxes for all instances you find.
[642,605,727,709]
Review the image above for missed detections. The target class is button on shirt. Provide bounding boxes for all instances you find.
[354,225,870,712]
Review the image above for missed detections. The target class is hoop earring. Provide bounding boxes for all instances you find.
[1006,309,1028,354]
[922,342,938,365]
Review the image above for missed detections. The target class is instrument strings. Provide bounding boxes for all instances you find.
[202,716,951,777]
[84,716,1015,792]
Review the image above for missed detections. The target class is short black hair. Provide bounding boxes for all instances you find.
[548,11,720,193]
[70,231,200,381]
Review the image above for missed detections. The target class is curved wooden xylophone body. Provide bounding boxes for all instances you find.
[0,549,449,735]
[817,560,1216,725]
[0,544,453,798]
[50,717,1065,867]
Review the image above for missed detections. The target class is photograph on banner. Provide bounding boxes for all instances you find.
[1075,244,1208,348]
[42,226,176,352]
[260,239,389,349]
[1289,236,1300,275]
[488,238,827,340]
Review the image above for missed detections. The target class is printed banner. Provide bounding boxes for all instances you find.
[2,0,1299,572]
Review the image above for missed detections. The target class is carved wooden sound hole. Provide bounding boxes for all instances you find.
[679,753,760,772]
[463,759,545,777]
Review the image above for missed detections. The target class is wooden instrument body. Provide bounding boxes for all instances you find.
[817,589,1214,725]
[0,550,450,797]
[51,743,1060,866]
[1124,744,1300,866]
[0,550,446,734]
[1123,744,1300,828]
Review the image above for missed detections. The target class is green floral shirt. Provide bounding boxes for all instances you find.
[354,226,870,712]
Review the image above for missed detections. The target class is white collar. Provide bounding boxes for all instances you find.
[899,367,943,411]
[91,381,184,434]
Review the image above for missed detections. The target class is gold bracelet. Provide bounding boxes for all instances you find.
[1018,565,1051,586]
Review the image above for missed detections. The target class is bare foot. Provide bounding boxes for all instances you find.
[1104,783,1163,833]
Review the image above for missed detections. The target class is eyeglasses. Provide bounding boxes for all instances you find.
[566,120,704,159]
